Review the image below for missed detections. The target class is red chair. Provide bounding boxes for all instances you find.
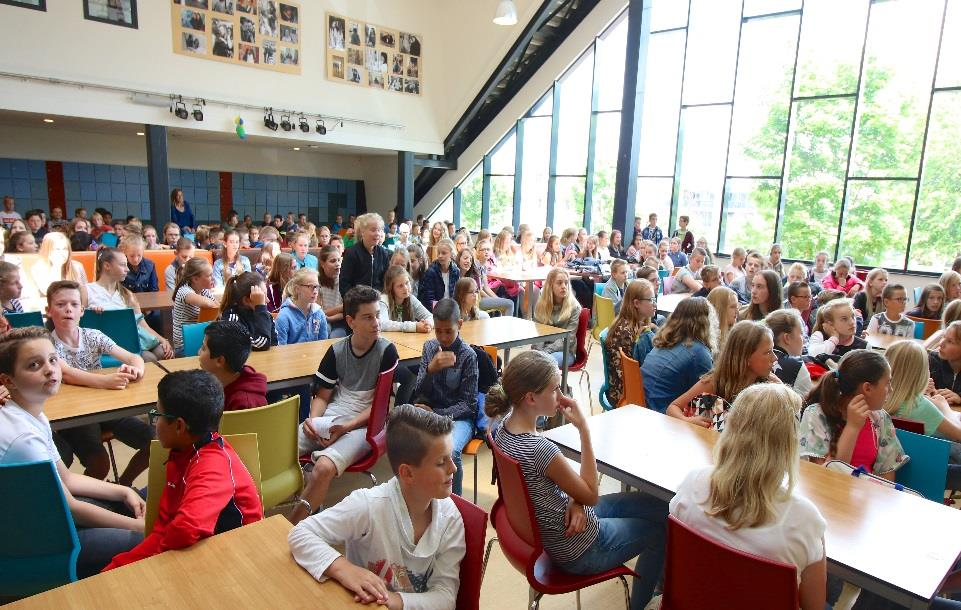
[891,416,925,435]
[484,432,634,609]
[661,516,798,610]
[567,308,593,409]
[450,494,489,610]
[344,362,397,486]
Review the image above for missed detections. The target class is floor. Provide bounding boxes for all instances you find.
[77,338,639,609]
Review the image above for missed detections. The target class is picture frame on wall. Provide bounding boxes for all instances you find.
[0,0,46,10]
[326,12,423,96]
[83,0,138,29]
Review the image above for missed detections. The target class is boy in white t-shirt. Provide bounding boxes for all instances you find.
[866,283,916,338]
[289,403,466,610]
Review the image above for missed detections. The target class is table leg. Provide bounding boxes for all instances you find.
[504,348,512,365]
[527,280,535,319]
[560,335,570,389]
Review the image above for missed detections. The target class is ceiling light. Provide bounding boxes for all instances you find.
[192,102,204,121]
[264,108,278,131]
[493,0,518,25]
[298,115,310,133]
[280,114,293,132]
[136,131,145,136]
[293,147,300,151]
[315,120,327,135]
[43,118,54,123]
[173,99,189,120]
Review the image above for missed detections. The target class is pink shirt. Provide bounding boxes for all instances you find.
[850,419,879,473]
[821,273,862,293]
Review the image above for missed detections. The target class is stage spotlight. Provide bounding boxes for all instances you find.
[280,114,293,132]
[315,120,327,135]
[298,115,310,133]
[264,109,278,131]
[192,104,204,121]
[173,100,189,120]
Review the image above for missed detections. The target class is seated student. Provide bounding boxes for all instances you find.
[488,350,667,610]
[119,235,158,294]
[254,242,278,278]
[766,309,813,398]
[738,270,783,322]
[277,268,330,345]
[670,247,707,295]
[266,253,296,313]
[807,298,867,367]
[317,246,347,338]
[667,320,779,431]
[172,258,219,356]
[691,264,720,298]
[601,259,630,314]
[290,286,400,525]
[289,404,466,610]
[220,271,277,351]
[0,260,24,313]
[212,230,252,289]
[339,213,391,295]
[853,268,887,322]
[764,243,786,278]
[929,321,961,406]
[0,327,144,577]
[808,251,831,285]
[165,238,195,294]
[418,238,459,310]
[667,237,688,269]
[819,258,862,297]
[800,350,907,479]
[785,280,815,339]
[605,279,657,406]
[925,299,961,350]
[47,280,153,486]
[909,283,947,321]
[453,277,489,322]
[379,266,433,333]
[730,251,764,304]
[412,298,478,497]
[671,384,827,610]
[289,231,318,271]
[866,284,915,338]
[532,268,582,368]
[198,321,268,412]
[104,370,263,570]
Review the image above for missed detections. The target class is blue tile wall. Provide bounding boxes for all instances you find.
[0,158,359,225]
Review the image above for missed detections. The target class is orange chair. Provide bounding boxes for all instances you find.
[906,315,939,340]
[144,249,213,291]
[72,251,95,283]
[618,348,646,408]
[197,305,220,323]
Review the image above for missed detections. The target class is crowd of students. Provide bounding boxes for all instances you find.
[3,192,961,608]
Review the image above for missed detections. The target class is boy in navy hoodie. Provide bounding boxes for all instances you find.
[198,321,268,412]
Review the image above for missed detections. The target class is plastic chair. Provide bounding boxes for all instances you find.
[79,308,139,368]
[618,348,646,408]
[220,395,302,510]
[450,494,489,610]
[895,428,951,503]
[597,327,614,411]
[6,311,43,329]
[462,345,499,504]
[0,461,79,598]
[594,283,605,296]
[906,315,939,340]
[198,305,220,323]
[344,363,397,486]
[914,286,923,305]
[485,433,634,609]
[592,294,615,342]
[145,434,263,535]
[661,515,798,610]
[182,321,212,357]
[568,308,593,410]
[891,416,924,435]
[99,232,119,247]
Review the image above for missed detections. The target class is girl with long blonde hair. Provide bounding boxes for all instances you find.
[707,286,739,350]
[853,268,888,320]
[670,384,827,610]
[378,265,432,333]
[604,279,656,406]
[25,231,89,311]
[883,341,961,449]
[454,277,488,322]
[532,267,581,367]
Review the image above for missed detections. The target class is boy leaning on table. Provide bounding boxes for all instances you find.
[288,403,466,610]
[103,369,262,570]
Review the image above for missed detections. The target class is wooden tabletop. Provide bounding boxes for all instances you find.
[46,362,167,428]
[487,266,554,283]
[383,316,568,354]
[11,516,379,609]
[135,290,174,311]
[655,292,689,316]
[543,406,961,608]
[865,333,926,351]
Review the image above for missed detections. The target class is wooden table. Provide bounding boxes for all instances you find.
[10,515,379,609]
[655,292,689,316]
[46,362,167,430]
[543,406,961,609]
[135,291,173,311]
[865,333,926,351]
[487,266,553,319]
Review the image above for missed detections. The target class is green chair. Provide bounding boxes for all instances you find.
[6,311,43,329]
[0,461,79,599]
[895,428,950,503]
[592,294,615,343]
[79,308,139,368]
[182,321,212,357]
[220,395,303,510]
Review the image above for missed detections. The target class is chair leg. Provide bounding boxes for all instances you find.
[575,589,581,610]
[104,438,120,483]
[618,575,631,610]
[472,452,478,505]
[481,537,498,582]
[528,588,543,610]
[364,471,378,487]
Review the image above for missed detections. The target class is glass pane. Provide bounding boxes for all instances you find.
[726,14,800,177]
[909,91,961,271]
[553,177,586,232]
[590,113,621,233]
[489,131,516,175]
[720,178,779,253]
[519,117,551,232]
[794,0,868,97]
[675,105,732,247]
[635,178,674,244]
[531,88,554,117]
[838,180,915,268]
[779,98,856,260]
[682,0,741,105]
[459,165,483,233]
[638,30,686,176]
[596,17,628,111]
[850,0,942,178]
[651,0,689,31]
[937,0,961,87]
[429,193,453,224]
[555,50,594,175]
[489,177,515,233]
[743,0,800,17]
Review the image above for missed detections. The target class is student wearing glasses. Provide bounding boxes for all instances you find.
[276,269,330,345]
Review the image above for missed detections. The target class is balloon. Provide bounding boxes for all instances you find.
[236,125,247,140]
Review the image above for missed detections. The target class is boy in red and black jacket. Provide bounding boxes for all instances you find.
[103,370,262,570]
[198,320,268,412]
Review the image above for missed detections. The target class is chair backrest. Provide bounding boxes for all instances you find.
[914,285,923,305]
[220,395,302,509]
[592,294,615,342]
[6,311,43,329]
[894,428,951,502]
[488,432,543,554]
[891,416,925,435]
[594,282,604,296]
[572,308,591,367]
[450,494,489,610]
[598,327,614,411]
[79,307,140,368]
[145,249,213,292]
[619,348,646,408]
[99,232,119,248]
[198,305,220,323]
[366,362,398,449]
[906,315,939,340]
[0,461,79,597]
[662,515,798,610]
[182,321,212,357]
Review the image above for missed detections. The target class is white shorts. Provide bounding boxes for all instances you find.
[297,427,370,476]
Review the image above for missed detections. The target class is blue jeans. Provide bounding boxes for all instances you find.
[550,351,575,368]
[329,322,349,338]
[480,296,515,317]
[556,492,668,610]
[75,497,144,578]
[451,419,474,497]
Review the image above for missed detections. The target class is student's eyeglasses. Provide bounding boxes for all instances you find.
[298,284,320,291]
[148,408,179,426]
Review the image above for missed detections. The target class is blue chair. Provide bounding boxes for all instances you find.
[0,461,79,598]
[79,308,140,368]
[594,283,605,296]
[182,321,212,357]
[895,428,950,503]
[99,232,119,247]
[914,286,923,306]
[7,311,43,329]
[597,327,614,411]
